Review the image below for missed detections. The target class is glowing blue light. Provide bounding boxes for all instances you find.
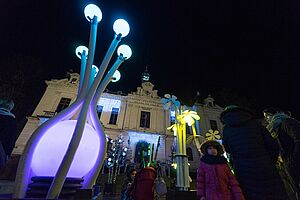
[84,4,102,22]
[113,19,130,37]
[124,148,127,152]
[117,45,132,60]
[122,152,126,156]
[75,46,88,59]
[111,70,121,82]
[31,120,100,177]
[108,158,112,162]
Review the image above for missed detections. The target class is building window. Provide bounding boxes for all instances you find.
[208,102,213,107]
[109,107,119,125]
[170,111,176,125]
[210,120,218,131]
[97,105,103,119]
[55,97,71,113]
[140,111,150,128]
[187,147,193,161]
[134,141,150,164]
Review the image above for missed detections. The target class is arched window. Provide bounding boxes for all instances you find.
[187,147,194,161]
[134,141,150,164]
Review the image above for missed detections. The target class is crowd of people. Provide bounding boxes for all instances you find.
[197,105,300,200]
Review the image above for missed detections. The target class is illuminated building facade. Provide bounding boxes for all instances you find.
[14,72,223,171]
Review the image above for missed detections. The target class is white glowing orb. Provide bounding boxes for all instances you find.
[113,19,130,37]
[31,120,101,178]
[84,4,102,22]
[117,45,132,60]
[111,70,121,82]
[75,46,88,59]
[92,65,99,77]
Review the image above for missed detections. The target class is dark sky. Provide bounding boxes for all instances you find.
[1,0,300,119]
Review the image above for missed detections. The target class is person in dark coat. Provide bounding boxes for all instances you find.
[220,105,288,200]
[121,168,137,200]
[0,98,17,168]
[126,166,156,200]
[263,107,300,198]
[197,140,245,200]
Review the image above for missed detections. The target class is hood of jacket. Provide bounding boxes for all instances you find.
[221,108,253,127]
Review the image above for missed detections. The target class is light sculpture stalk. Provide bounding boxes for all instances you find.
[162,96,201,191]
[13,3,131,199]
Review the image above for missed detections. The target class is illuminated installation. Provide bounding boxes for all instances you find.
[31,120,100,177]
[14,3,132,199]
[162,94,201,191]
[111,69,121,82]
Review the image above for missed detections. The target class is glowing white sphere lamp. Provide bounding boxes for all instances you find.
[117,45,132,60]
[113,19,130,37]
[92,65,99,77]
[31,120,101,178]
[111,70,121,82]
[75,45,88,59]
[84,4,102,22]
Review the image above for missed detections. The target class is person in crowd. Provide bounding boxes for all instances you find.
[197,140,245,200]
[0,98,17,169]
[121,168,137,200]
[126,164,157,200]
[263,107,300,199]
[220,105,288,200]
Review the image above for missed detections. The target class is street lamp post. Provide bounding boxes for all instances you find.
[13,3,132,199]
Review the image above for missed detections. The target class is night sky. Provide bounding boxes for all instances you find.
[1,0,300,123]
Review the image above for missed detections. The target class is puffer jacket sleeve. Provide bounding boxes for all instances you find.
[197,162,205,198]
[281,119,300,180]
[226,164,245,200]
[261,125,280,163]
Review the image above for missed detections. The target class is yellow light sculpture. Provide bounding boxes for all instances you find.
[163,95,201,191]
[205,129,221,140]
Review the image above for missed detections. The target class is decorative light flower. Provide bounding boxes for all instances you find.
[205,129,221,140]
[167,124,177,136]
[161,94,180,111]
[167,124,177,132]
[178,110,200,126]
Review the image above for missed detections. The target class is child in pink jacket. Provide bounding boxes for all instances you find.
[197,140,245,200]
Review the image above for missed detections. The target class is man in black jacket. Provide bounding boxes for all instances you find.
[221,105,288,200]
[264,107,300,198]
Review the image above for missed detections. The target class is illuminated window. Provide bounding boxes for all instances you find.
[55,97,71,113]
[170,111,175,125]
[109,107,119,125]
[134,141,150,163]
[97,105,103,119]
[140,111,150,128]
[210,120,218,131]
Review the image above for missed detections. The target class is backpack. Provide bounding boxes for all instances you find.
[154,168,167,197]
